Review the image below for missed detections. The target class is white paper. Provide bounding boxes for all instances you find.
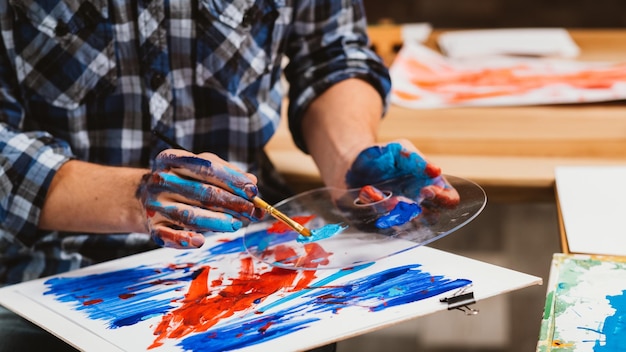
[438,28,580,59]
[0,229,541,352]
[555,166,626,256]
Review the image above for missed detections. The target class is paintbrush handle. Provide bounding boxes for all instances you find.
[253,197,311,237]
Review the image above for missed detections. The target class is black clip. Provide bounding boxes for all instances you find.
[440,285,479,316]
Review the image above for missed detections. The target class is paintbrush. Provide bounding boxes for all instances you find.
[152,130,312,237]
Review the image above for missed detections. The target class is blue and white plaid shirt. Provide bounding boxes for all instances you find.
[0,0,390,285]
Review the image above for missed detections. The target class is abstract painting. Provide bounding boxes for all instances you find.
[0,223,540,352]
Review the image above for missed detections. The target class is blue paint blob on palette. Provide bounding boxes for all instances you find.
[297,223,348,243]
[243,175,487,270]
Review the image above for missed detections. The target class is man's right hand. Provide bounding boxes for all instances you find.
[135,149,265,249]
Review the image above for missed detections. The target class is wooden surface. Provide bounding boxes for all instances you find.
[265,27,626,202]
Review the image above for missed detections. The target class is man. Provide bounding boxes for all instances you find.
[0,0,457,350]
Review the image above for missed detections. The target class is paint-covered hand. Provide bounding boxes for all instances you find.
[136,149,265,249]
[345,140,460,208]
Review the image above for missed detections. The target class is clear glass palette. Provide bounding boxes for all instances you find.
[243,175,487,270]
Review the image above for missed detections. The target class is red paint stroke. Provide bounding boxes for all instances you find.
[258,321,273,334]
[267,215,315,234]
[83,299,103,306]
[393,90,421,101]
[148,279,179,286]
[301,244,332,267]
[149,249,325,348]
[267,242,333,269]
[168,263,195,270]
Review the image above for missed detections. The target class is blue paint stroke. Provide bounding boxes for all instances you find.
[177,263,471,351]
[376,201,422,229]
[305,264,471,312]
[198,227,293,257]
[297,223,347,243]
[243,227,297,252]
[43,266,195,328]
[594,290,626,351]
[178,307,318,351]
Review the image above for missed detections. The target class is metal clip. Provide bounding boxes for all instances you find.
[440,285,479,316]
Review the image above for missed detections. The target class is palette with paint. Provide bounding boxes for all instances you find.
[244,175,486,270]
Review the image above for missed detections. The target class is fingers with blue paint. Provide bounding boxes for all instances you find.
[155,150,259,199]
[346,140,460,208]
[357,185,422,229]
[136,149,265,249]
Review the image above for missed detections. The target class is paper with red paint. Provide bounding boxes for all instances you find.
[390,43,626,109]
[0,228,541,352]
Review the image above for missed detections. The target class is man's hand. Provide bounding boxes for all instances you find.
[136,149,265,249]
[345,139,460,208]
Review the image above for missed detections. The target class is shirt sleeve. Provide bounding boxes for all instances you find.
[0,34,73,247]
[284,0,392,153]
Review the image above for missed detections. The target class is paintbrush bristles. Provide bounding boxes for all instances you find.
[253,197,311,237]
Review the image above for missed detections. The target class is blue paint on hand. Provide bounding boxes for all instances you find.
[297,223,347,243]
[345,143,431,188]
[375,201,422,229]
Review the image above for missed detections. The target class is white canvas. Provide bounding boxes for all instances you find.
[555,166,626,256]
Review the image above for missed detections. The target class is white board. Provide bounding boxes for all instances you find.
[0,228,541,352]
[555,165,626,256]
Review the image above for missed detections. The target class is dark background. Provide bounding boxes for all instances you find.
[363,0,626,28]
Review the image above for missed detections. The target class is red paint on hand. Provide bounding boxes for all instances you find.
[420,185,460,208]
[425,163,441,178]
[358,185,387,203]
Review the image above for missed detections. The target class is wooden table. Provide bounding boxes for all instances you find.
[266,27,626,202]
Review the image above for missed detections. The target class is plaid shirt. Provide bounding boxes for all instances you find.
[0,0,390,285]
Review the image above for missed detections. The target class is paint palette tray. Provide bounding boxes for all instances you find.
[243,175,486,270]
